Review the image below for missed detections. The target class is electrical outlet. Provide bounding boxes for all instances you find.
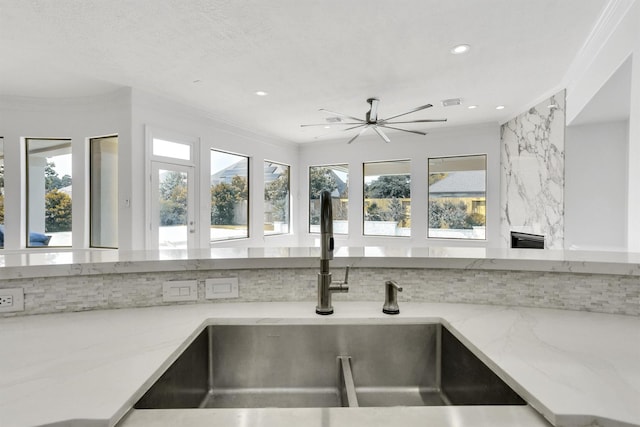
[162,280,198,303]
[0,288,25,313]
[205,278,239,299]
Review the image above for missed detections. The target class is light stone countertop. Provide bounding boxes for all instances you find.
[0,302,638,427]
[2,247,640,279]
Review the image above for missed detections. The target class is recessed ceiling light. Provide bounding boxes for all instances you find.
[468,105,478,109]
[451,44,470,54]
[324,125,331,129]
[255,90,268,96]
[547,104,558,109]
[496,105,505,110]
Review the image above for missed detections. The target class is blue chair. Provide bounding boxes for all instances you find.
[0,225,52,247]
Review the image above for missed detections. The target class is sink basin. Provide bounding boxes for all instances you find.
[134,322,525,409]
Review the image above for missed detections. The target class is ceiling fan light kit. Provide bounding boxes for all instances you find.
[301,98,447,144]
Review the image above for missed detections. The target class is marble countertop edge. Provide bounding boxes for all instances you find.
[2,247,640,280]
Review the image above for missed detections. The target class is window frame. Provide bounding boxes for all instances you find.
[263,160,291,236]
[25,137,73,248]
[209,148,250,243]
[308,163,349,235]
[0,137,4,249]
[89,135,118,249]
[427,154,487,241]
[362,159,412,238]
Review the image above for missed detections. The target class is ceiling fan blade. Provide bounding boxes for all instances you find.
[380,125,427,136]
[300,122,366,127]
[383,118,447,124]
[344,124,367,131]
[383,103,433,121]
[347,126,369,144]
[319,109,365,123]
[373,126,391,143]
[368,98,379,123]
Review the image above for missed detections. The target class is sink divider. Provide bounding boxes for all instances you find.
[337,356,359,407]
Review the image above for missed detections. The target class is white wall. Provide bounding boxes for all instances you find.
[297,123,501,248]
[566,0,640,251]
[565,120,628,251]
[129,89,299,250]
[0,89,131,249]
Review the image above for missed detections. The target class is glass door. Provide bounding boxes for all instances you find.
[150,162,196,249]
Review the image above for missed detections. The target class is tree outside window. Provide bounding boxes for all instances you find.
[27,139,72,247]
[428,155,486,240]
[363,160,411,237]
[210,150,249,242]
[264,162,290,235]
[309,164,348,234]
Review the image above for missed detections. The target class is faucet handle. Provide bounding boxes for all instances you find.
[343,265,350,284]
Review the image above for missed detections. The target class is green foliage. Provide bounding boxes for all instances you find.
[159,172,187,226]
[265,174,289,221]
[365,201,384,221]
[45,190,72,232]
[365,175,410,199]
[45,162,71,192]
[465,212,485,227]
[211,176,248,225]
[388,197,406,224]
[309,167,340,225]
[309,167,337,199]
[429,200,468,229]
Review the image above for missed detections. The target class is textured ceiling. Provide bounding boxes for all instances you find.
[0,0,607,143]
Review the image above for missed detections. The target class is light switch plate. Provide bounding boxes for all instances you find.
[162,280,198,302]
[205,278,239,300]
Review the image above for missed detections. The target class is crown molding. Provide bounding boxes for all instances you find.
[562,0,636,93]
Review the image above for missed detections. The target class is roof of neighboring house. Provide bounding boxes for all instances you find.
[212,160,287,185]
[429,170,485,195]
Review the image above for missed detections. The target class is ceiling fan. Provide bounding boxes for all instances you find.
[301,98,447,144]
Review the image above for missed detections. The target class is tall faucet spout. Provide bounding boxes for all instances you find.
[316,190,348,315]
[320,190,334,262]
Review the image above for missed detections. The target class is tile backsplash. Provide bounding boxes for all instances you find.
[1,267,638,317]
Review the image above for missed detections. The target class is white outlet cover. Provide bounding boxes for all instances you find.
[0,288,25,313]
[205,278,239,299]
[162,280,198,302]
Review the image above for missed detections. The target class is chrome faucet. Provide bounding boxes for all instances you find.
[382,280,403,315]
[316,190,349,315]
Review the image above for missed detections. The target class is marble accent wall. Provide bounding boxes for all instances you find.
[501,91,566,248]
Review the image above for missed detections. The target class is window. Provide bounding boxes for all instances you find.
[152,138,191,161]
[210,150,249,241]
[90,136,118,248]
[428,154,486,240]
[363,160,411,237]
[264,161,290,235]
[26,138,72,247]
[0,138,4,249]
[309,164,349,234]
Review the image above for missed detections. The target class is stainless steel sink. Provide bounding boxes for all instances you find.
[134,323,525,409]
